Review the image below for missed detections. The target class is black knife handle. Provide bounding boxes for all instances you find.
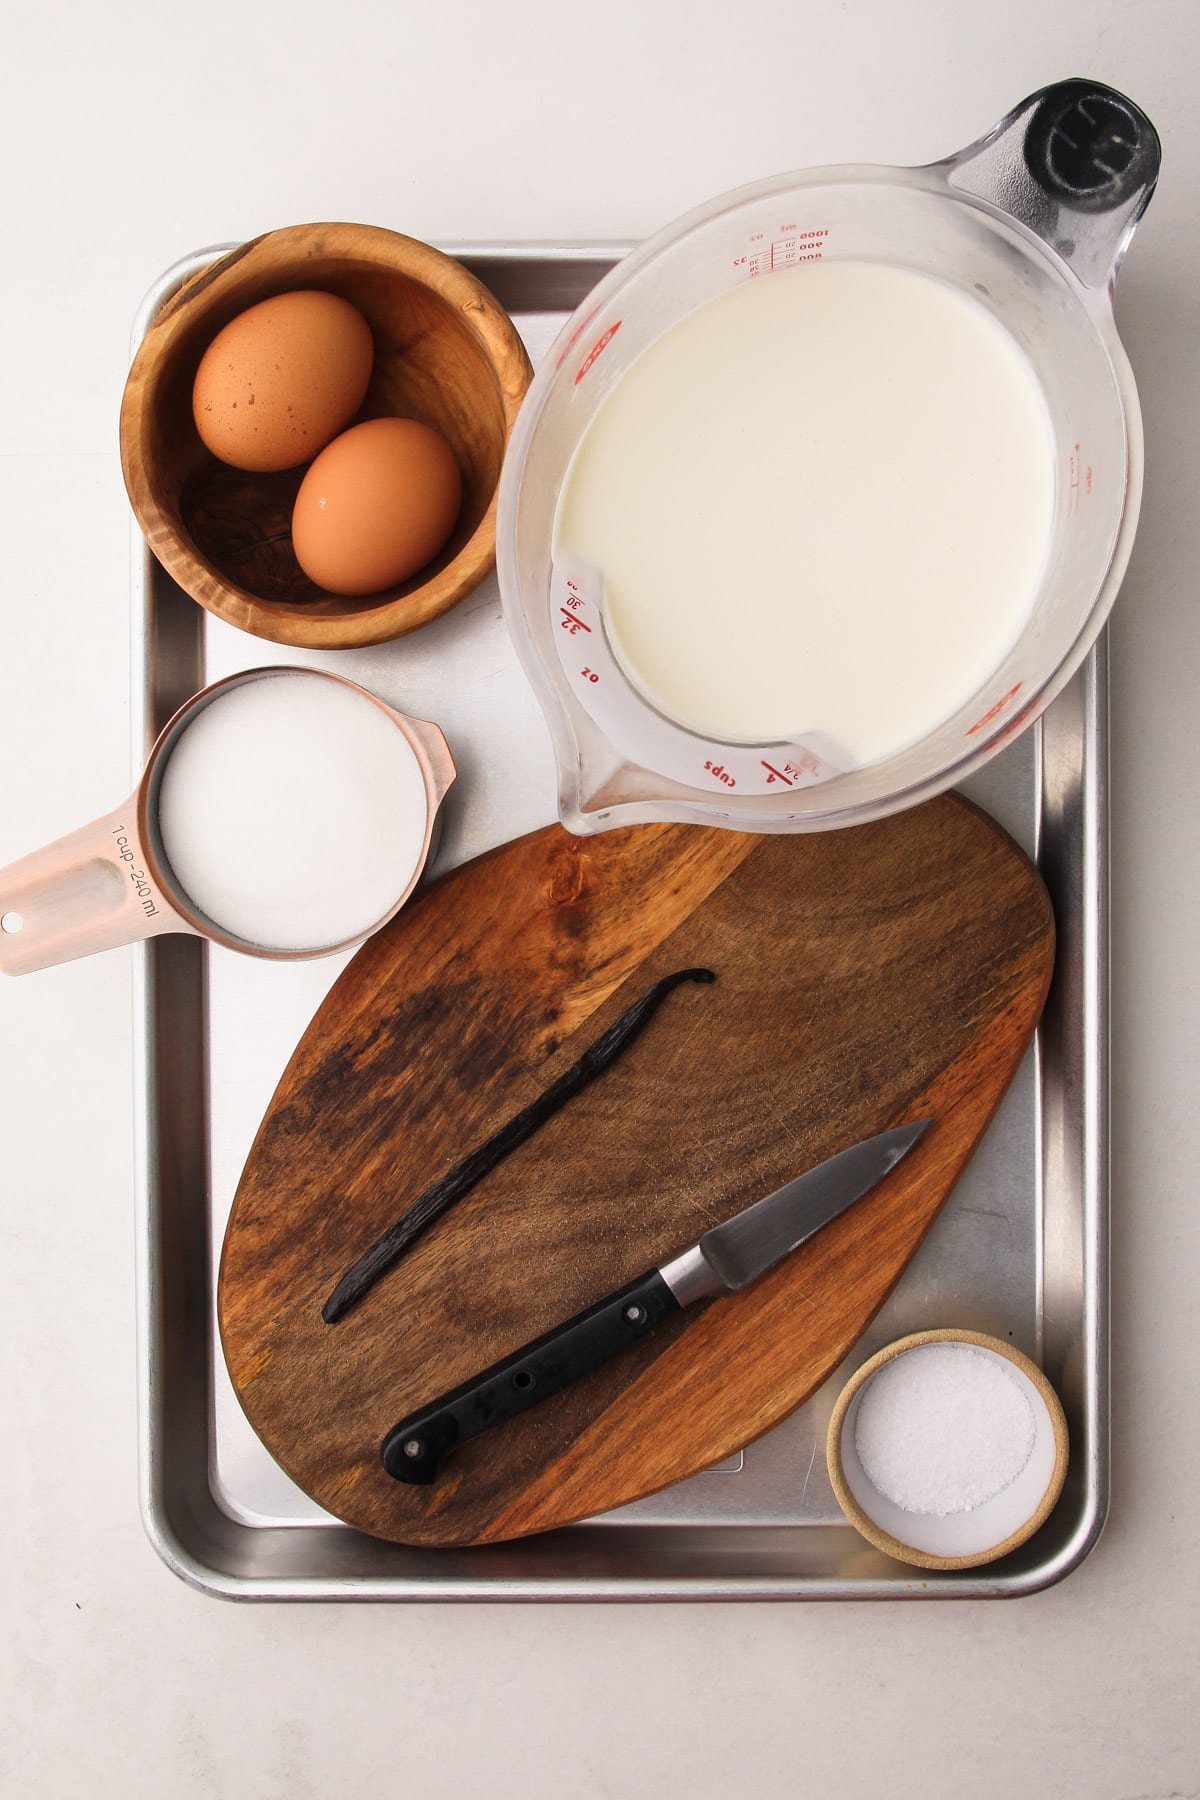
[380,1268,682,1486]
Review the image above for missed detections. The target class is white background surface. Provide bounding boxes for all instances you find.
[1,4,1198,1796]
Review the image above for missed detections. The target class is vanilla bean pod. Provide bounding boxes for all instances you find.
[321,966,716,1325]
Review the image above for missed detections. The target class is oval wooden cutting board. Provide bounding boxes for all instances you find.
[218,797,1054,1546]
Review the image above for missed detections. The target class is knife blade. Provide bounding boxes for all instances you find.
[380,1117,931,1486]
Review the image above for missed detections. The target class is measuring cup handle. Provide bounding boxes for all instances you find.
[399,715,458,807]
[0,802,191,976]
[942,79,1161,291]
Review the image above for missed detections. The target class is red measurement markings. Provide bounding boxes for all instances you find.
[554,304,601,370]
[765,750,824,783]
[989,703,1037,749]
[734,226,828,278]
[771,228,828,269]
[559,607,592,634]
[575,320,622,385]
[581,667,599,683]
[1067,441,1094,512]
[967,682,1022,736]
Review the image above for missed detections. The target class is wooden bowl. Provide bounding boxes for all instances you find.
[826,1328,1070,1571]
[120,222,534,649]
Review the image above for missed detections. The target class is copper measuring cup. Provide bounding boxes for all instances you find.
[0,667,456,976]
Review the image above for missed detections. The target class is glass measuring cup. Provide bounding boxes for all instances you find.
[0,668,456,975]
[497,80,1160,833]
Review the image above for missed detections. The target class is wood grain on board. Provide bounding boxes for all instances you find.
[218,798,1054,1546]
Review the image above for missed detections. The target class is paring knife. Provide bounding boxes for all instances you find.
[380,1118,931,1486]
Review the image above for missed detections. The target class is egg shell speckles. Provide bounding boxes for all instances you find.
[191,290,373,473]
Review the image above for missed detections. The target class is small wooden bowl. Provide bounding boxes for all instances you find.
[120,222,534,649]
[826,1328,1070,1572]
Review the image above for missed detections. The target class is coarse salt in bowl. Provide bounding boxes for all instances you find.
[826,1328,1069,1570]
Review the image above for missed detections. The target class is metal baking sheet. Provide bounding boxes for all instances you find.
[131,244,1107,1599]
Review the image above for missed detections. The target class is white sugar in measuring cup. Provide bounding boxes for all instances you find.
[497,80,1160,834]
[0,668,456,976]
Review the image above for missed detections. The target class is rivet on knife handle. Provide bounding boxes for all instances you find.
[381,1270,681,1485]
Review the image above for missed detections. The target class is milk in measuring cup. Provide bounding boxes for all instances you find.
[554,261,1055,768]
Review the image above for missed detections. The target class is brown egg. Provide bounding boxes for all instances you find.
[291,417,463,596]
[192,290,373,472]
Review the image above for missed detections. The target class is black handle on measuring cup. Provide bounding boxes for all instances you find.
[946,78,1161,288]
[1021,80,1161,213]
